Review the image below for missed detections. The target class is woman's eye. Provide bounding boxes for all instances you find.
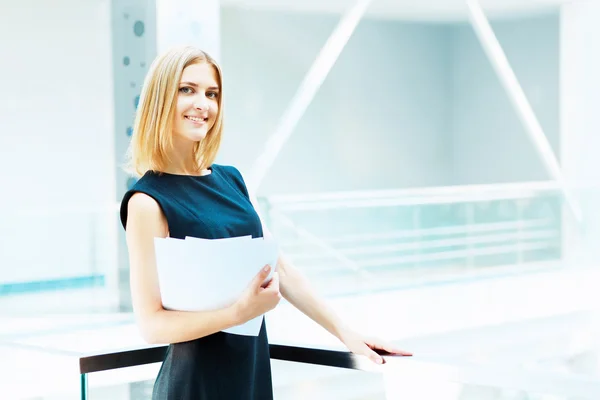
[179,87,194,94]
[207,91,218,99]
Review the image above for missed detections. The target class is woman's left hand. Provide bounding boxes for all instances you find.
[340,329,412,364]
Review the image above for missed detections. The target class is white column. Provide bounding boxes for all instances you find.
[156,0,220,60]
[560,0,600,267]
[111,0,158,312]
[112,0,221,312]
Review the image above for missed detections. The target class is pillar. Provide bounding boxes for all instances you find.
[111,0,220,312]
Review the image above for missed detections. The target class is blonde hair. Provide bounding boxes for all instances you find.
[126,46,224,177]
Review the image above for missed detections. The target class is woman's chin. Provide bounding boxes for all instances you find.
[186,130,208,142]
[174,127,211,143]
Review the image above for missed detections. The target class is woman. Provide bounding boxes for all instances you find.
[120,45,411,400]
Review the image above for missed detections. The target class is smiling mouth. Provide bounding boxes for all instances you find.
[185,116,208,124]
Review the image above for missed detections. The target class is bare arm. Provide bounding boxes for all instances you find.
[276,253,348,340]
[244,175,411,362]
[242,175,346,340]
[277,253,411,362]
[126,192,279,344]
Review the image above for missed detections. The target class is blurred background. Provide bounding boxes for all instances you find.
[1,0,600,398]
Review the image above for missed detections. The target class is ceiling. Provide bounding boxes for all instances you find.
[220,0,573,21]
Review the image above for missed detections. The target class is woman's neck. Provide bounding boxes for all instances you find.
[162,162,210,176]
[166,138,208,176]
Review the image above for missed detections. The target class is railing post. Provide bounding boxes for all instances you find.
[80,373,88,400]
[412,205,421,269]
[466,203,475,268]
[516,199,525,265]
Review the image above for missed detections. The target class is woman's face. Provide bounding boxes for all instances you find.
[172,62,220,143]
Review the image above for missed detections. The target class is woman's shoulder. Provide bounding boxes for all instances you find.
[127,190,160,210]
[120,172,164,229]
[212,163,237,173]
[212,164,253,199]
[212,163,245,181]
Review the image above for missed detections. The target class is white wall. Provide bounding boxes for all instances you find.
[217,8,455,194]
[451,12,560,185]
[0,0,115,283]
[218,8,561,195]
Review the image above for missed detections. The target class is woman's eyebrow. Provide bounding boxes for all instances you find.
[179,82,220,91]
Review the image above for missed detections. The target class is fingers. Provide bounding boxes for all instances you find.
[352,341,384,364]
[369,338,413,357]
[265,272,280,292]
[378,345,412,357]
[381,341,412,356]
[366,347,384,364]
[377,347,413,357]
[252,265,271,290]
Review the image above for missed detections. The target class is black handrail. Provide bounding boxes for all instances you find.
[79,344,369,375]
[77,343,373,400]
[74,341,600,400]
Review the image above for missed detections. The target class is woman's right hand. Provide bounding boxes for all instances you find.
[233,265,281,324]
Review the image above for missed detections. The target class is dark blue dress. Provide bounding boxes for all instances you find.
[120,164,273,400]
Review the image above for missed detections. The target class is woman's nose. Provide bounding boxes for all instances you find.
[193,99,209,111]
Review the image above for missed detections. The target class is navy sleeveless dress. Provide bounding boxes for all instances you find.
[120,164,273,400]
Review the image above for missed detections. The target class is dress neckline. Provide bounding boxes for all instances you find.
[153,165,214,178]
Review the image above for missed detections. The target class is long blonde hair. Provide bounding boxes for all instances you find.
[126,46,224,177]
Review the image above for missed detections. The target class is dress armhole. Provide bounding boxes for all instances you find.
[120,189,170,235]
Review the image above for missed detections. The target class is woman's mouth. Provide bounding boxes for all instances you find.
[185,116,208,124]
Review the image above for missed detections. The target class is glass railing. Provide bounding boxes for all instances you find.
[259,180,563,296]
[0,180,565,311]
[0,203,120,315]
[2,314,599,399]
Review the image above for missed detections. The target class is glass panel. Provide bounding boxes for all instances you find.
[1,312,599,398]
[260,190,562,297]
[271,360,386,400]
[86,367,158,400]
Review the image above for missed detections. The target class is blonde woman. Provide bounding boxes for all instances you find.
[120,45,411,400]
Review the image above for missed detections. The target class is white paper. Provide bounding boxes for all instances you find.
[154,235,279,336]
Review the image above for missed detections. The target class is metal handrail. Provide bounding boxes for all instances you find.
[78,344,367,375]
[76,341,600,400]
[78,343,373,400]
[286,230,558,261]
[263,180,560,209]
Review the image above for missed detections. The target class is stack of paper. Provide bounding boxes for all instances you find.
[154,235,279,336]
